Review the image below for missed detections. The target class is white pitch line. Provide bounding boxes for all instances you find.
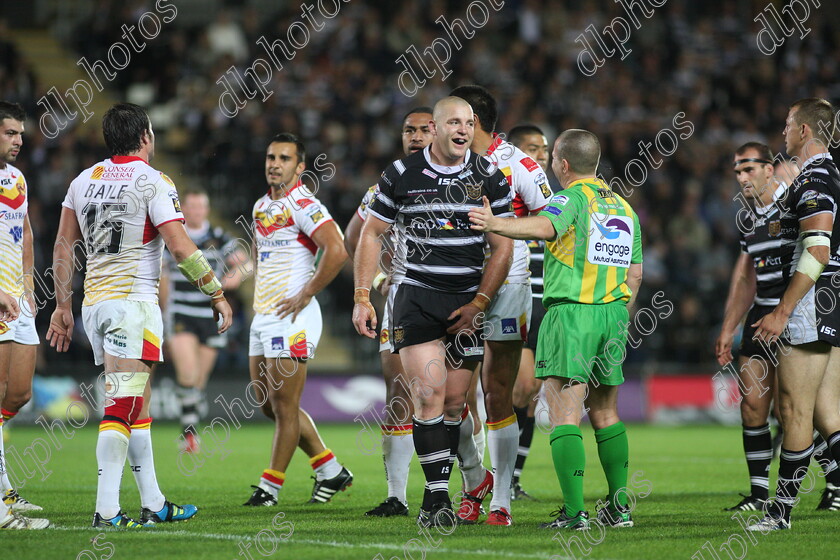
[53,526,592,559]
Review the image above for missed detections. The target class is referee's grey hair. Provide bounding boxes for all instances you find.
[555,129,600,175]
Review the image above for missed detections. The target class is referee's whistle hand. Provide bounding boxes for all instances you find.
[352,302,377,338]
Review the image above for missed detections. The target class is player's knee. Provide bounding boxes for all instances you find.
[739,397,769,425]
[101,371,150,429]
[267,393,297,417]
[103,396,145,429]
[260,401,275,420]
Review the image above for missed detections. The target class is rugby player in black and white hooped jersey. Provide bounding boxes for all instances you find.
[353,97,513,528]
[161,189,251,454]
[508,124,551,502]
[750,98,840,531]
[345,107,434,517]
[716,142,794,512]
[449,86,553,526]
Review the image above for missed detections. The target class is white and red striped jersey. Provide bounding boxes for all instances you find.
[252,181,334,314]
[63,155,184,305]
[484,136,553,283]
[0,163,28,297]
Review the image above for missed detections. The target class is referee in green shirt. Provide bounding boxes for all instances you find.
[469,129,643,530]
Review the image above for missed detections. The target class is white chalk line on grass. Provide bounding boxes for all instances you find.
[54,527,593,559]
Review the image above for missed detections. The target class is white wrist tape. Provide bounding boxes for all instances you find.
[797,230,831,281]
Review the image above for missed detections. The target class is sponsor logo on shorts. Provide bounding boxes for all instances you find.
[501,318,517,334]
[463,346,484,356]
[271,336,284,350]
[105,332,128,349]
[0,323,7,335]
[821,325,837,337]
[394,327,405,344]
[380,328,389,344]
[290,330,308,358]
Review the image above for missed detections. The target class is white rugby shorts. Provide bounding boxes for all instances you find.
[82,300,164,366]
[484,283,532,342]
[0,298,39,345]
[249,298,322,359]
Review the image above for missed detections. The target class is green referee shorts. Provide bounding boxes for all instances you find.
[535,302,628,386]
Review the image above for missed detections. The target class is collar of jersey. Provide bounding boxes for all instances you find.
[266,179,303,198]
[801,152,833,169]
[567,177,605,191]
[110,155,147,164]
[422,145,472,175]
[485,133,504,156]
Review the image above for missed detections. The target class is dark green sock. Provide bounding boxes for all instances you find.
[595,421,629,508]
[550,424,586,515]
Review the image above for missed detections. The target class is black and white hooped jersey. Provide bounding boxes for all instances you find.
[367,146,513,293]
[738,182,796,307]
[781,153,840,284]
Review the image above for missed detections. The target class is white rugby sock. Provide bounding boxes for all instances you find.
[310,449,342,480]
[475,423,486,462]
[96,429,130,519]
[382,424,413,504]
[127,419,166,512]
[0,421,11,491]
[487,415,519,512]
[458,408,487,490]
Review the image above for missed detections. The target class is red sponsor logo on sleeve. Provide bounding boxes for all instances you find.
[520,157,539,172]
[297,198,315,209]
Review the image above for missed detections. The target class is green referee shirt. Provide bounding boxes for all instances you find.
[538,178,643,306]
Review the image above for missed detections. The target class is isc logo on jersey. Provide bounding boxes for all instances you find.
[588,213,633,268]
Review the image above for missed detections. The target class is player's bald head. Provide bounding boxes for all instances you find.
[554,129,600,175]
[433,97,473,122]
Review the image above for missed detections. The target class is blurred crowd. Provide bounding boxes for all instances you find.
[3,0,840,371]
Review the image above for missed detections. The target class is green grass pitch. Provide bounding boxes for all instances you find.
[3,423,840,559]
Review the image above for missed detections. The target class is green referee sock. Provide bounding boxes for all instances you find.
[595,421,629,508]
[550,424,586,515]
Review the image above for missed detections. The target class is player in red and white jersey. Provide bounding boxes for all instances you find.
[244,133,352,507]
[450,86,552,525]
[0,101,49,530]
[508,124,551,501]
[47,103,233,528]
[344,107,433,517]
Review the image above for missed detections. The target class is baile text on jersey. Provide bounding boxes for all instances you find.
[63,156,184,306]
